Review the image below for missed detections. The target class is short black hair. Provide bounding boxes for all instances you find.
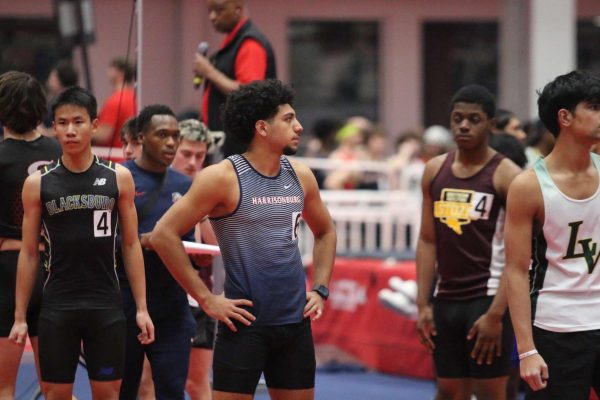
[120,116,140,141]
[53,60,79,87]
[537,70,600,137]
[495,109,515,131]
[450,84,496,119]
[222,79,295,146]
[137,104,175,134]
[490,133,527,168]
[110,57,136,84]
[51,86,97,120]
[0,71,47,134]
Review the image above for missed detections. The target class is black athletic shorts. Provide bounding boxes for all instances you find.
[525,326,600,399]
[213,318,316,394]
[190,305,216,349]
[432,296,512,379]
[0,250,43,337]
[38,308,126,383]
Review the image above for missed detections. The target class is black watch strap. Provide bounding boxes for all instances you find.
[312,284,329,300]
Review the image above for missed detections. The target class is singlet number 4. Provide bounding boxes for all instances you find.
[93,210,112,237]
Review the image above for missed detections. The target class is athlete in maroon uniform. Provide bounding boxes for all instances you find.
[416,84,521,400]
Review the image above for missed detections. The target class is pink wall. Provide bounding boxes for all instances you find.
[2,0,600,138]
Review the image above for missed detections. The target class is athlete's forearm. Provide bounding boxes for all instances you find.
[311,228,336,287]
[506,264,536,353]
[14,250,40,320]
[416,238,436,308]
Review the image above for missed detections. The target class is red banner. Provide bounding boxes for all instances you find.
[308,258,434,380]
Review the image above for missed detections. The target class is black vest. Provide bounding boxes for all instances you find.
[206,19,276,156]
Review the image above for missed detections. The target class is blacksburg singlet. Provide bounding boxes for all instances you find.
[40,156,120,310]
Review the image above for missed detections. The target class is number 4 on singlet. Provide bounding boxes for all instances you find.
[93,210,112,237]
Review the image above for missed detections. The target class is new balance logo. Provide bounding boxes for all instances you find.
[93,178,107,186]
[284,184,292,189]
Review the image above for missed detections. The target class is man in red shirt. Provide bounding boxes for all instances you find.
[95,58,137,149]
[193,0,276,157]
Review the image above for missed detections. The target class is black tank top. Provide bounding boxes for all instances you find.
[40,156,121,310]
[430,151,505,300]
[0,136,61,239]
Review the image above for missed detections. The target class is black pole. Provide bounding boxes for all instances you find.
[74,0,92,92]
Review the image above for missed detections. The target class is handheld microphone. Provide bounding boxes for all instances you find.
[193,42,210,90]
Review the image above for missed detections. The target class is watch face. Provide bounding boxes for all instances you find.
[314,285,329,299]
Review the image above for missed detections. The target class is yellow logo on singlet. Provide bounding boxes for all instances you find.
[433,188,494,235]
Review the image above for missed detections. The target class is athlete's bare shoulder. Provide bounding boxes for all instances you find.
[422,153,448,185]
[196,158,237,184]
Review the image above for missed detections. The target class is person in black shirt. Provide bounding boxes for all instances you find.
[10,87,154,400]
[0,71,61,398]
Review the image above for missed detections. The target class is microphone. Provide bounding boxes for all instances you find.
[193,42,210,90]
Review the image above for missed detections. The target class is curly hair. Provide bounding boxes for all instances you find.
[221,79,294,146]
[0,71,47,134]
[538,70,600,137]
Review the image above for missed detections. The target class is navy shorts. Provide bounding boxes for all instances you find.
[190,306,216,349]
[213,318,316,394]
[38,307,126,383]
[526,326,600,399]
[119,288,195,400]
[432,296,512,379]
[0,250,43,337]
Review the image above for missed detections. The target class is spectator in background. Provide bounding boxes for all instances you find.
[323,119,368,190]
[120,117,142,161]
[496,109,527,142]
[421,125,454,162]
[301,118,342,188]
[194,0,276,158]
[94,58,137,148]
[490,133,527,170]
[357,126,389,190]
[389,130,424,192]
[524,119,555,167]
[43,60,79,132]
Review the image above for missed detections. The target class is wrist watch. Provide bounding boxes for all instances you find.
[312,284,329,300]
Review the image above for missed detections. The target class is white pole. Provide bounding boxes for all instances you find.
[136,0,143,109]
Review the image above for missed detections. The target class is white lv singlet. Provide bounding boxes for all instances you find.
[531,154,600,332]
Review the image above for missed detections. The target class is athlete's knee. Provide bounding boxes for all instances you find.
[42,382,74,400]
[435,381,470,400]
[90,379,120,400]
[185,376,211,400]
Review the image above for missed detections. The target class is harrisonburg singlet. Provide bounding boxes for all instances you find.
[0,136,61,239]
[530,154,600,332]
[40,156,120,310]
[210,155,306,326]
[431,151,506,300]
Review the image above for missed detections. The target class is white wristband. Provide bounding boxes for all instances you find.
[518,349,538,360]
